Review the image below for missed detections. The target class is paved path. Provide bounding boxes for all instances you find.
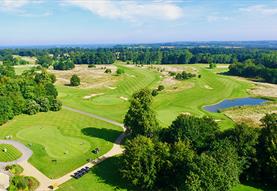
[5,106,127,191]
[0,140,32,167]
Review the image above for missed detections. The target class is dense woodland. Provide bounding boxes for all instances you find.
[0,65,61,125]
[122,89,277,191]
[0,47,276,83]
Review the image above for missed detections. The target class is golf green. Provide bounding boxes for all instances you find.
[0,109,122,178]
[0,144,22,162]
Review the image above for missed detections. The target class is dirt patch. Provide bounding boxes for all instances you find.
[249,82,277,98]
[224,102,277,127]
[49,64,119,89]
[161,77,194,92]
[83,93,104,99]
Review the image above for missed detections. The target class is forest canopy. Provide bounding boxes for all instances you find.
[0,65,61,125]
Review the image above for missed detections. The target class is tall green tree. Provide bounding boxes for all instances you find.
[121,136,158,190]
[257,113,277,185]
[124,89,159,137]
[162,114,219,151]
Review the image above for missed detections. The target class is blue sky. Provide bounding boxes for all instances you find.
[0,0,277,45]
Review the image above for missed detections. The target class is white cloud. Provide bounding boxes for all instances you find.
[0,0,30,10]
[64,0,184,22]
[240,5,277,16]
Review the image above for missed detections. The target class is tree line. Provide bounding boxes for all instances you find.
[228,59,277,84]
[121,89,277,191]
[1,47,276,83]
[1,47,276,67]
[0,64,62,125]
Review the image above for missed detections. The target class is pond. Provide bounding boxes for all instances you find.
[204,97,267,113]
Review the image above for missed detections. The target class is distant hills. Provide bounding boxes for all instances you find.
[1,41,277,49]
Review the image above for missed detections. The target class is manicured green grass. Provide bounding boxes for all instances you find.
[58,63,253,129]
[153,64,253,128]
[0,144,22,162]
[58,156,134,191]
[0,109,122,178]
[57,62,161,123]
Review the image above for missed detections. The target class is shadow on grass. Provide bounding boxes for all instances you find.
[91,156,136,191]
[81,127,122,143]
[238,181,277,191]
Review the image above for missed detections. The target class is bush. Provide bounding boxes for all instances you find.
[5,165,24,175]
[152,89,159,96]
[175,71,196,80]
[36,97,50,112]
[8,176,39,191]
[70,74,80,86]
[157,85,165,91]
[116,68,125,75]
[49,99,62,111]
[24,100,40,115]
[88,64,96,68]
[53,58,74,70]
[209,63,217,69]
[168,71,176,76]
[104,69,112,73]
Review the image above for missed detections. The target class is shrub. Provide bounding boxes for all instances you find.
[104,69,112,73]
[24,100,40,115]
[168,71,176,76]
[49,99,62,111]
[209,63,217,69]
[36,97,50,112]
[88,64,96,68]
[152,89,159,96]
[175,71,196,80]
[157,85,165,91]
[70,74,80,86]
[116,68,125,75]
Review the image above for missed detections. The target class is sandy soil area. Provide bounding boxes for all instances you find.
[50,64,119,88]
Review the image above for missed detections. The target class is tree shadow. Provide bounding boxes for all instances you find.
[90,156,136,191]
[81,127,122,143]
[240,181,277,191]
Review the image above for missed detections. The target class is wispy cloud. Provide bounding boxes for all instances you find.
[63,0,184,22]
[0,0,51,17]
[0,0,30,10]
[240,5,277,16]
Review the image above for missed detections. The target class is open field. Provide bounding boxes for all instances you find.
[223,102,277,127]
[14,64,37,75]
[13,55,37,64]
[0,144,22,162]
[0,109,122,178]
[50,64,120,88]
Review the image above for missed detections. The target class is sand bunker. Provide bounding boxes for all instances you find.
[120,96,128,101]
[204,85,213,90]
[83,93,104,99]
[106,86,117,90]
